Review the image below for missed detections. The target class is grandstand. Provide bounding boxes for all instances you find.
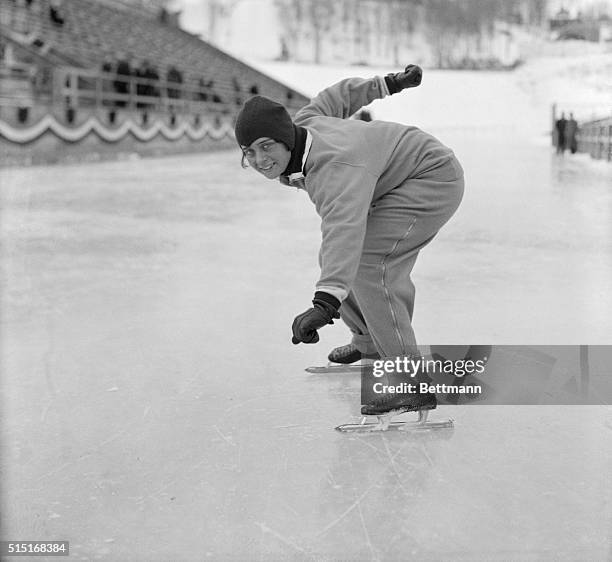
[0,0,309,165]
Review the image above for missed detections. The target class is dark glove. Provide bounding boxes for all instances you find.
[292,291,340,345]
[385,64,422,94]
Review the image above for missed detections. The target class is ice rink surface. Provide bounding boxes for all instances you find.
[2,64,612,560]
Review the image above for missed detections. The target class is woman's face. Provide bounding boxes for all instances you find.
[241,137,291,179]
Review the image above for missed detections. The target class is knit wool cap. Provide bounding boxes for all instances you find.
[234,96,295,150]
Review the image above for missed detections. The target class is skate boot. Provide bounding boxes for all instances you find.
[360,390,437,416]
[305,343,380,374]
[337,392,453,433]
[328,343,380,364]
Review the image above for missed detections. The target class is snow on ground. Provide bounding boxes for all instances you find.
[246,42,612,141]
[514,43,612,122]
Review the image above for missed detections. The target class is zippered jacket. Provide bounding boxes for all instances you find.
[288,76,464,303]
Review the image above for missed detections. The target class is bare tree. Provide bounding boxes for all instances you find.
[274,0,531,67]
[387,0,418,66]
[422,0,514,68]
[307,0,335,64]
[274,0,304,60]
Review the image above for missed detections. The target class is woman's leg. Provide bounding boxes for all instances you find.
[353,175,464,358]
[337,292,379,355]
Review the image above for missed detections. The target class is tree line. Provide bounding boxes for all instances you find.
[273,0,549,66]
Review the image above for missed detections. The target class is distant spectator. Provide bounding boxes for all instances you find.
[204,79,222,103]
[278,37,289,61]
[101,57,113,74]
[196,77,209,102]
[555,112,567,154]
[135,59,147,107]
[232,76,242,105]
[49,0,65,27]
[250,85,259,95]
[114,55,132,107]
[136,60,159,108]
[565,112,578,154]
[159,7,169,24]
[166,65,183,100]
[17,106,30,125]
[101,57,114,103]
[65,102,75,125]
[145,62,160,98]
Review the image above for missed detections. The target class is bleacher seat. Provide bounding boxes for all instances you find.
[0,0,307,112]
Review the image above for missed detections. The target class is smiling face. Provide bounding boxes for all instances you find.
[241,137,291,179]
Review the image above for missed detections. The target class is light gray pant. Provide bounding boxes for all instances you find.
[341,173,464,358]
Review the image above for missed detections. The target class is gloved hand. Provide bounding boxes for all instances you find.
[292,292,341,345]
[385,64,422,94]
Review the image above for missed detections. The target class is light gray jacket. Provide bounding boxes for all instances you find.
[286,75,463,302]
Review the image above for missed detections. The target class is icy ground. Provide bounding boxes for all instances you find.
[1,52,612,560]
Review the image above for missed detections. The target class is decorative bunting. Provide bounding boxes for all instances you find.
[0,114,235,144]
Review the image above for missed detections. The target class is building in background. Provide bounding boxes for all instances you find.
[0,0,308,165]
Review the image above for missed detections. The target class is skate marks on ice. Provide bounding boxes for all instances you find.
[250,416,460,561]
[2,155,612,560]
[281,407,611,562]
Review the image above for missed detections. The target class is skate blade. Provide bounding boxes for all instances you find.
[335,409,454,433]
[305,359,374,374]
[335,419,454,432]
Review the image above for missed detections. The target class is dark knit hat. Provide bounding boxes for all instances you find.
[234,96,295,150]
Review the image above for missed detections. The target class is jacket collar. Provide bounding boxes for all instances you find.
[281,126,312,184]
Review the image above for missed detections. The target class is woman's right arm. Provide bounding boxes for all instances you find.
[294,65,422,122]
[294,76,389,122]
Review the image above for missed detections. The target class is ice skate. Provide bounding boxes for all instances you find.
[305,343,380,374]
[336,393,453,432]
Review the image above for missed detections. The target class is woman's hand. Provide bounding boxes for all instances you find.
[385,65,423,94]
[292,292,341,344]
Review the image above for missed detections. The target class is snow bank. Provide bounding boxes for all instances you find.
[243,45,612,143]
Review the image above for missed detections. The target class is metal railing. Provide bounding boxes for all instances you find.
[577,116,612,162]
[551,103,612,161]
[55,66,235,116]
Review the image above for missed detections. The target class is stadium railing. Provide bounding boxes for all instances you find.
[56,66,234,116]
[577,116,612,162]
